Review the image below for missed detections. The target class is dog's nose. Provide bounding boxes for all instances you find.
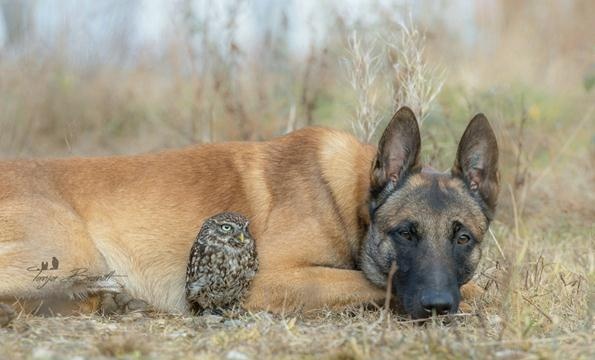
[420,291,455,315]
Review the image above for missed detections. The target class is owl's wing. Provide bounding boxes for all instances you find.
[186,242,212,299]
[186,241,207,279]
[186,276,208,298]
[186,241,222,282]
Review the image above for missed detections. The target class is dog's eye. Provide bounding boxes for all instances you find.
[398,229,413,241]
[221,224,233,232]
[389,223,417,243]
[457,234,470,245]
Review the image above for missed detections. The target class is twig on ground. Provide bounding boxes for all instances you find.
[519,292,554,323]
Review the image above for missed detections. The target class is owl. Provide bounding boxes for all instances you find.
[185,212,258,314]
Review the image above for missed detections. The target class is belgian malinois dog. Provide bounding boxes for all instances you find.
[0,107,498,319]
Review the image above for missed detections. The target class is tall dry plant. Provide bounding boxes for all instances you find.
[345,18,445,143]
[387,18,445,126]
[343,31,384,143]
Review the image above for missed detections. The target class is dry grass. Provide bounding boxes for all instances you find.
[0,245,592,360]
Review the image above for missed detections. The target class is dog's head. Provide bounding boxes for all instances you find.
[361,107,499,319]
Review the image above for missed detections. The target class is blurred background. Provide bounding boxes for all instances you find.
[0,0,593,224]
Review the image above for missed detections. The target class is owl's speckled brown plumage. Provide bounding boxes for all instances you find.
[185,212,258,313]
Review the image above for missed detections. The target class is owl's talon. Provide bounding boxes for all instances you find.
[202,308,224,316]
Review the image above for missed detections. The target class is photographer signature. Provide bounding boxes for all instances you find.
[27,257,126,290]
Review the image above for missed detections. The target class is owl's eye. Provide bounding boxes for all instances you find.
[220,224,233,232]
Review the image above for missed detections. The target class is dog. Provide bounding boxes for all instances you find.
[0,107,498,318]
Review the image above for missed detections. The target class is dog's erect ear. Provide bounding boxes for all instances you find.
[452,114,499,217]
[370,107,421,199]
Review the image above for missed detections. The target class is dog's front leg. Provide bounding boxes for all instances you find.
[244,267,386,313]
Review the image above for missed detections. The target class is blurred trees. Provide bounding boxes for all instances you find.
[0,0,34,47]
[0,0,592,154]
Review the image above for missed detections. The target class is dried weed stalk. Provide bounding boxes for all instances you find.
[344,31,384,143]
[387,17,445,126]
[345,18,445,143]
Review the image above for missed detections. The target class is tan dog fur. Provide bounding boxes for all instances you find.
[0,127,392,314]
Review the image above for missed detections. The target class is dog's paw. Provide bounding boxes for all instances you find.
[0,303,16,327]
[458,281,484,314]
[458,301,473,314]
[100,292,151,315]
[461,281,484,301]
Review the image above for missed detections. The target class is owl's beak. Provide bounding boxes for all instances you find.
[238,232,245,243]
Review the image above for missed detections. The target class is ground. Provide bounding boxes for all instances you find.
[0,303,592,359]
[0,216,592,360]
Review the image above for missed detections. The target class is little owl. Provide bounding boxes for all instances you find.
[185,212,258,313]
